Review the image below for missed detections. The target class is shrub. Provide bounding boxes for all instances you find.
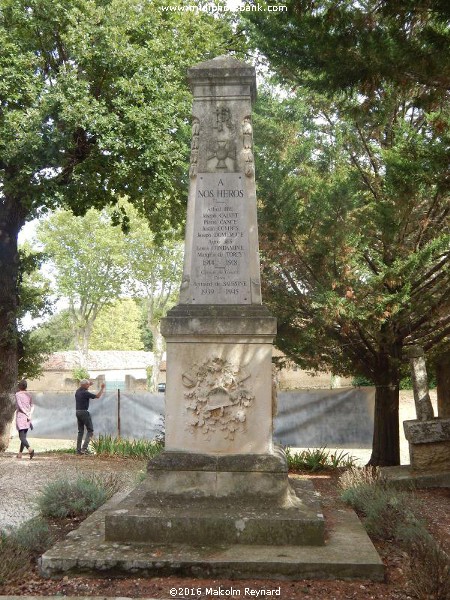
[0,517,53,584]
[339,467,426,541]
[0,531,29,584]
[36,475,115,518]
[351,375,374,387]
[11,517,54,554]
[285,446,356,472]
[407,535,450,600]
[72,366,90,382]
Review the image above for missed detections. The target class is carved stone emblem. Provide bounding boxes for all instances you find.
[242,116,254,177]
[182,357,254,440]
[206,105,236,172]
[189,118,200,178]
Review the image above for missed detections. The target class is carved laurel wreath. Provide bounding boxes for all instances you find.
[182,357,254,440]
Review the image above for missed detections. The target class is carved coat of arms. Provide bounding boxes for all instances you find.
[182,357,254,440]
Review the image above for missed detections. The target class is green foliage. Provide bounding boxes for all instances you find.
[35,202,183,362]
[399,372,437,390]
[36,208,131,357]
[10,516,54,554]
[407,535,450,600]
[91,434,164,459]
[36,474,119,518]
[0,0,244,433]
[90,299,144,351]
[1,0,242,227]
[72,366,90,382]
[285,446,356,472]
[245,3,450,465]
[30,309,75,353]
[0,530,30,584]
[351,375,374,387]
[339,465,450,596]
[0,517,53,584]
[17,244,54,378]
[339,467,426,541]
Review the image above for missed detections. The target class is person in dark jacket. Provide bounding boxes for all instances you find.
[75,379,105,455]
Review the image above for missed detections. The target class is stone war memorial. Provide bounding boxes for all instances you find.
[40,56,383,580]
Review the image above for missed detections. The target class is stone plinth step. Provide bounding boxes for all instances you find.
[104,479,324,546]
[143,451,290,501]
[39,484,383,581]
[381,465,450,488]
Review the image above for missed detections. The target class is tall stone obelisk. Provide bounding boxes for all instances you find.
[161,55,277,456]
[104,57,324,549]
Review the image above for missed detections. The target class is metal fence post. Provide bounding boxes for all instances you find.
[117,388,121,438]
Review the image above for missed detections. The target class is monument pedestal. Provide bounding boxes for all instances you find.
[104,449,325,547]
[104,304,325,547]
[404,418,450,472]
[161,304,276,455]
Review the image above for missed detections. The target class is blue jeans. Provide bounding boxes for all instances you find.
[76,410,94,452]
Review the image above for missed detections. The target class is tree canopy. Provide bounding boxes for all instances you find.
[36,207,130,362]
[0,0,242,449]
[247,0,450,465]
[89,299,145,351]
[36,201,183,390]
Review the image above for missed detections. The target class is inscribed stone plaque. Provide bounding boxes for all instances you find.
[189,172,250,304]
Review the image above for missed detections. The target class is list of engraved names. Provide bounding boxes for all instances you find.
[190,173,250,304]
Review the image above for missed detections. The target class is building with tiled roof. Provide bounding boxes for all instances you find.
[28,351,166,392]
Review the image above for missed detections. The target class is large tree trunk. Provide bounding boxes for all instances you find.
[367,341,402,466]
[367,383,400,466]
[436,352,450,418]
[0,197,26,451]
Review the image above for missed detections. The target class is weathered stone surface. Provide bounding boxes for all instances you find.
[189,173,251,304]
[148,450,288,472]
[161,304,277,338]
[403,418,450,443]
[407,345,434,421]
[161,56,275,455]
[143,451,290,500]
[104,477,323,546]
[409,441,450,472]
[162,311,276,454]
[179,56,261,306]
[39,481,384,582]
[381,464,450,488]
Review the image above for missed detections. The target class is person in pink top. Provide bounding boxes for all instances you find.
[15,379,35,459]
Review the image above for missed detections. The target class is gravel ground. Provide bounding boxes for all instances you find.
[0,452,146,530]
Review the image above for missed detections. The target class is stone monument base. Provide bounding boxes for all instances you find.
[104,450,325,546]
[39,476,384,581]
[403,418,450,472]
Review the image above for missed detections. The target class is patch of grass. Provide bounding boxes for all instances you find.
[91,435,164,459]
[285,446,357,472]
[36,473,120,519]
[0,517,53,584]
